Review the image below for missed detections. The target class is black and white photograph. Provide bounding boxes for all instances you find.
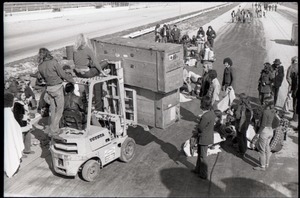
[3,2,298,197]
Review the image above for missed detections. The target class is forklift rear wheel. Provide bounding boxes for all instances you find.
[82,160,100,182]
[120,137,136,162]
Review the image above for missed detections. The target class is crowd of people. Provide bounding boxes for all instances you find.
[4,12,298,182]
[177,21,298,178]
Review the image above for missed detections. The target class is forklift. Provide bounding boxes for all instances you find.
[50,61,137,181]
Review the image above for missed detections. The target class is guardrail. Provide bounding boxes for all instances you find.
[122,3,232,39]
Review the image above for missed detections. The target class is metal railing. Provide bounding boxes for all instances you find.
[4,2,129,13]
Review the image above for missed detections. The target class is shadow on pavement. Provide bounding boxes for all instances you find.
[180,106,199,122]
[160,168,288,197]
[271,39,294,46]
[128,126,194,169]
[289,135,298,144]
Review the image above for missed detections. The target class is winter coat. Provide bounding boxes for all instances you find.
[197,110,216,145]
[272,65,284,88]
[222,67,235,88]
[206,29,216,41]
[258,70,273,93]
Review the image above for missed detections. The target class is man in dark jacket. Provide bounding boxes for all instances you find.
[171,25,181,44]
[206,26,217,48]
[271,59,284,106]
[62,82,87,130]
[222,57,235,91]
[192,95,216,179]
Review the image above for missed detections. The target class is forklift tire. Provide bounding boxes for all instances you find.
[81,160,100,182]
[119,137,136,163]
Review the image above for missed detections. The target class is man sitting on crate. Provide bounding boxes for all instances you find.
[61,82,87,130]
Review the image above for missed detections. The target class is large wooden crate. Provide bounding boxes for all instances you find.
[91,37,184,93]
[125,85,180,129]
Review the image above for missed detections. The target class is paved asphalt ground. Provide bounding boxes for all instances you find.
[4,3,298,197]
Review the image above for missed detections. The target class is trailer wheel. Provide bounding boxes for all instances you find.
[82,160,100,182]
[120,137,136,162]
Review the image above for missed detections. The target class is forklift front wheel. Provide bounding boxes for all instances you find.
[81,159,100,182]
[120,137,136,162]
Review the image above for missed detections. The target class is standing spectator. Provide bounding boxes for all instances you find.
[13,91,35,156]
[268,4,271,11]
[160,24,169,43]
[38,48,75,137]
[167,24,172,42]
[199,61,213,98]
[192,95,216,179]
[258,62,274,104]
[286,56,298,121]
[206,26,216,48]
[197,27,205,38]
[207,69,221,106]
[271,59,284,106]
[253,96,275,171]
[154,24,162,43]
[171,25,181,44]
[221,57,235,91]
[231,10,236,22]
[274,4,277,11]
[4,92,24,178]
[73,33,109,78]
[200,41,215,64]
[196,32,206,54]
[234,93,253,158]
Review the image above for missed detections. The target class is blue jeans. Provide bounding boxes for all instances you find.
[44,84,64,134]
[257,127,273,167]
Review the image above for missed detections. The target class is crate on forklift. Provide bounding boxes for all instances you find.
[91,37,184,93]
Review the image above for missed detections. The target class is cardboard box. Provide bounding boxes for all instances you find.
[91,37,184,93]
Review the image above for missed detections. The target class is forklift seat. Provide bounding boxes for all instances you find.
[62,109,86,130]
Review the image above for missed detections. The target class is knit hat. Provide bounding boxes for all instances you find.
[4,92,15,107]
[223,58,233,66]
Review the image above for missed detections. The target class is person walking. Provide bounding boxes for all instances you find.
[192,95,216,179]
[206,26,216,48]
[286,56,298,121]
[253,96,275,171]
[231,10,236,22]
[258,62,274,104]
[234,93,253,158]
[221,57,235,91]
[271,59,284,106]
[38,48,75,137]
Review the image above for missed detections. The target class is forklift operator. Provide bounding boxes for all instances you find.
[62,82,87,129]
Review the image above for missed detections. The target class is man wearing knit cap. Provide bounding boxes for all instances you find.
[286,56,298,121]
[222,57,235,91]
[271,58,284,106]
